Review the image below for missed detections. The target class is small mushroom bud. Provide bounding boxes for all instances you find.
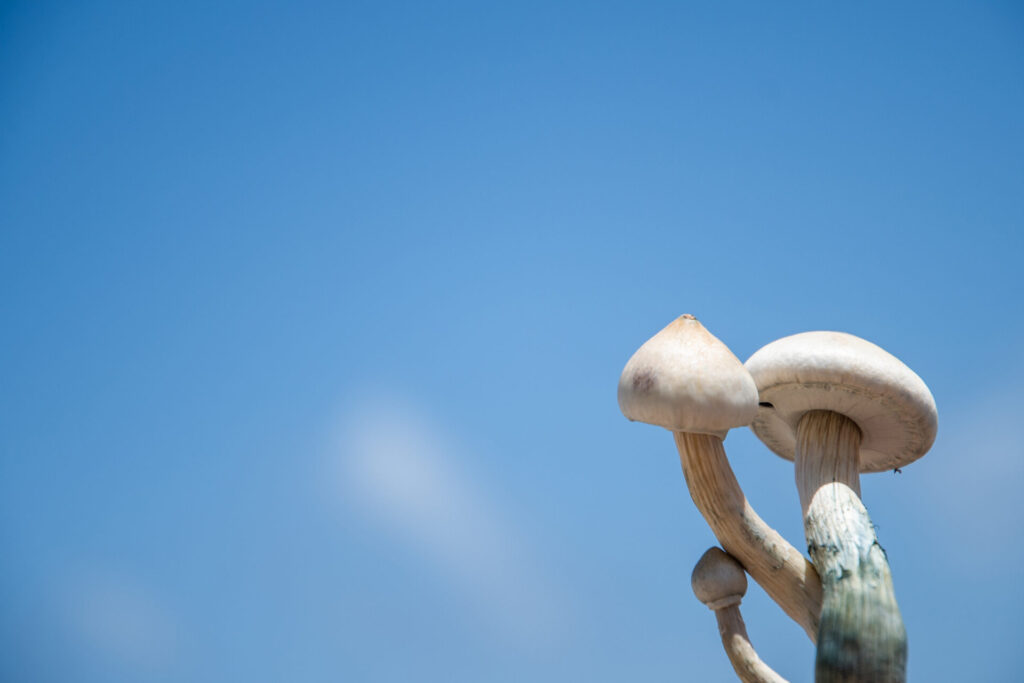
[691,548,788,683]
[692,546,747,611]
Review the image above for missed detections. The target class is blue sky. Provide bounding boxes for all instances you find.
[2,2,1022,681]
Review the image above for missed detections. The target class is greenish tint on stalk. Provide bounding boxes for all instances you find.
[796,410,907,683]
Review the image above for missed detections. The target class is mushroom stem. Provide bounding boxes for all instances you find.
[795,410,906,683]
[675,432,823,641]
[714,606,790,683]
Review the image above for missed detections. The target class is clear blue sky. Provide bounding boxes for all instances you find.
[2,2,1022,681]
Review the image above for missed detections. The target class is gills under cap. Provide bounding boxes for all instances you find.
[618,315,759,439]
[745,331,938,473]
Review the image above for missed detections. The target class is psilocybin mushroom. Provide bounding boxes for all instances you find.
[618,314,823,641]
[745,331,938,683]
[692,547,788,683]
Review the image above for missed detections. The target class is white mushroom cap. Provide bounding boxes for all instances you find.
[618,315,759,439]
[745,331,938,473]
[691,547,747,610]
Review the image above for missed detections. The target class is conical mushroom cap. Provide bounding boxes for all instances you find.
[618,315,759,438]
[745,331,938,472]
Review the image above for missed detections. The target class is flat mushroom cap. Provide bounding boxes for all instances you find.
[691,547,747,610]
[618,315,759,439]
[745,331,938,473]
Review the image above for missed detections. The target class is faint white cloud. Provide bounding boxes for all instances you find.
[327,393,567,649]
[63,571,179,673]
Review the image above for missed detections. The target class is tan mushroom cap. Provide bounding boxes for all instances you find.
[618,315,759,439]
[692,547,748,610]
[745,331,938,473]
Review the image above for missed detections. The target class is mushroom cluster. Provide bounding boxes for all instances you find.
[618,315,936,683]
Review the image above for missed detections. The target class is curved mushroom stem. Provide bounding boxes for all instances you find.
[675,432,823,641]
[692,547,789,683]
[796,411,906,683]
[713,605,790,683]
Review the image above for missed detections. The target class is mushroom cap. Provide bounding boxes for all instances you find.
[618,315,759,439]
[691,547,747,610]
[745,331,938,473]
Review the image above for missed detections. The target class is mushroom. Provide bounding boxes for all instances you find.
[745,331,937,683]
[692,547,788,683]
[618,314,823,641]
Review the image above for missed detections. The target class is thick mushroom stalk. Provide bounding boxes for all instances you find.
[692,547,789,683]
[746,331,938,683]
[797,411,904,682]
[619,315,822,641]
